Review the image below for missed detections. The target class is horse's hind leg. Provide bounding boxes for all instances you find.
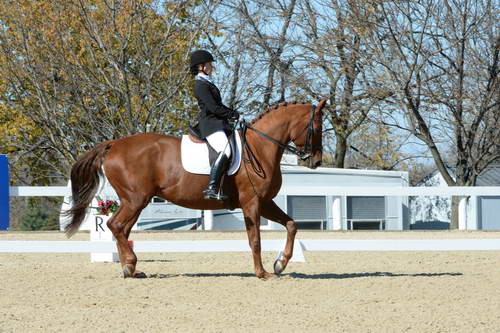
[261,200,297,275]
[107,201,147,278]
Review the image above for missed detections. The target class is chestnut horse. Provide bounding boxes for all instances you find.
[65,99,327,279]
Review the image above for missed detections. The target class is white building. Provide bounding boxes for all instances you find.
[207,165,409,231]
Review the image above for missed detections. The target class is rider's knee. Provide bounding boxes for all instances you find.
[223,145,231,158]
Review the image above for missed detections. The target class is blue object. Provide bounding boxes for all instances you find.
[0,155,9,230]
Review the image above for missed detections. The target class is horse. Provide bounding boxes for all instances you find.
[65,99,327,279]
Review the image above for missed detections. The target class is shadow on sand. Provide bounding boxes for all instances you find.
[286,271,463,279]
[146,271,463,279]
[147,272,255,279]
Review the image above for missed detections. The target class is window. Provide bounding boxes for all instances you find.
[287,196,326,230]
[347,196,385,230]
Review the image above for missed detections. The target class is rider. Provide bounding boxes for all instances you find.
[189,50,240,200]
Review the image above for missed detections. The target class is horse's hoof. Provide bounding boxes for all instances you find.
[133,271,147,279]
[273,259,287,275]
[122,264,134,278]
[258,272,279,280]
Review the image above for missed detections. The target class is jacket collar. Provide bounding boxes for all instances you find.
[196,74,214,85]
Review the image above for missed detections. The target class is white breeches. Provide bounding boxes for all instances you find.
[206,130,231,157]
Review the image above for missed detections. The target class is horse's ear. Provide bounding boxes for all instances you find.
[316,98,327,114]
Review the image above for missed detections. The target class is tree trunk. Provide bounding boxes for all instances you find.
[229,58,241,110]
[262,61,276,107]
[334,136,347,168]
[450,196,460,230]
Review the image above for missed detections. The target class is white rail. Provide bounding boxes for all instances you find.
[2,239,500,253]
[9,186,500,197]
[9,186,68,196]
[278,186,500,196]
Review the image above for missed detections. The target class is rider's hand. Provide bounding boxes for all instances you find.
[230,110,240,120]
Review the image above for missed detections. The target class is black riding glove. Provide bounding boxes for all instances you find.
[229,110,240,120]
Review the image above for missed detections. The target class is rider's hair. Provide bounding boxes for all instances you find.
[190,63,204,76]
[190,65,199,76]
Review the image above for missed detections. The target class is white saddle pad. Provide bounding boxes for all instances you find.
[181,132,242,175]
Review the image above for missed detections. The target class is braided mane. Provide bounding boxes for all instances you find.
[249,101,308,125]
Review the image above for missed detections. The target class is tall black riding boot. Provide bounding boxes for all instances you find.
[203,152,230,200]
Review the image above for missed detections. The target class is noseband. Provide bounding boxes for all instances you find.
[241,105,322,161]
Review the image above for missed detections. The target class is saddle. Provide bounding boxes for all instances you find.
[180,124,242,176]
[188,123,237,167]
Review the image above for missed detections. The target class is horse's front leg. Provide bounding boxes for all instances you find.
[242,198,277,280]
[261,200,297,275]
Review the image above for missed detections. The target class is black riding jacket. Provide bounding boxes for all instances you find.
[194,77,233,138]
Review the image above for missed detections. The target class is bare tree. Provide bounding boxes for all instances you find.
[368,0,499,227]
[205,0,298,115]
[289,0,392,167]
[346,110,425,171]
[207,0,410,169]
[239,0,297,107]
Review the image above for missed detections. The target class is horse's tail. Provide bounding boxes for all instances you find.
[64,142,112,237]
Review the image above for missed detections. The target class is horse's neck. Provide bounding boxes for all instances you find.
[249,114,292,168]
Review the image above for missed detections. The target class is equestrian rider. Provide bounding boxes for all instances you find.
[189,50,240,200]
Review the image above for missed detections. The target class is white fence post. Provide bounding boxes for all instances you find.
[468,196,479,230]
[332,196,342,230]
[458,197,468,230]
[203,210,214,230]
[90,215,119,263]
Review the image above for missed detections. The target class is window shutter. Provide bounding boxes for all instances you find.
[347,197,385,220]
[287,196,326,220]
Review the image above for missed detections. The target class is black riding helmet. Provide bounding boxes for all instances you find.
[189,50,214,75]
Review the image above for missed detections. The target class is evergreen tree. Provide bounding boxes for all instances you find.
[20,198,59,231]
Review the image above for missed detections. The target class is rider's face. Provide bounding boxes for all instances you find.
[202,62,214,75]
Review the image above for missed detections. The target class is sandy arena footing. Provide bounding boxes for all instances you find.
[1,230,500,332]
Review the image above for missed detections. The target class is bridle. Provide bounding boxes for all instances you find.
[240,105,322,161]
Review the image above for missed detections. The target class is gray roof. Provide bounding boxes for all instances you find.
[417,162,500,186]
[477,163,500,186]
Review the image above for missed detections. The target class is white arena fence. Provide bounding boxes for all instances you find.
[9,185,500,196]
[2,185,500,262]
